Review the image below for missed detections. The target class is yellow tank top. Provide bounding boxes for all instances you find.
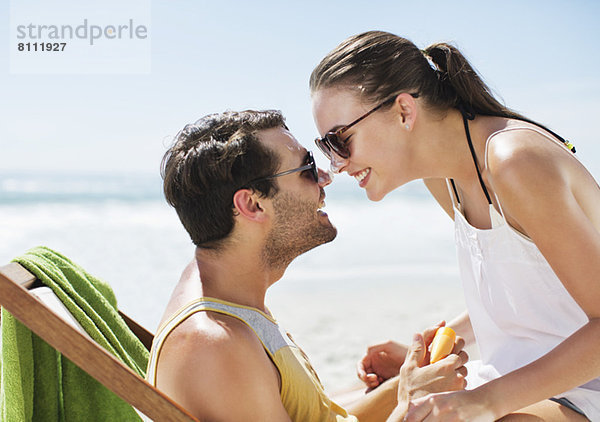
[146,297,357,422]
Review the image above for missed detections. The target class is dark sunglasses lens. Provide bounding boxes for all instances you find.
[307,152,319,183]
[324,134,350,159]
[315,138,332,159]
[311,164,319,183]
[315,133,350,160]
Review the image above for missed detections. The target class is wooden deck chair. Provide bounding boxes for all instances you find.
[0,262,199,422]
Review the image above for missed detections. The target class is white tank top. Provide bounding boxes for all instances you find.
[449,125,600,418]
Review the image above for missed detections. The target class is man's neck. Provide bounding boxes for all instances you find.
[190,246,284,314]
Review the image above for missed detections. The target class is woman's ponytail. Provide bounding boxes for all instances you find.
[422,42,523,119]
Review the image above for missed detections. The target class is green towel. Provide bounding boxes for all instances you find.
[1,246,149,421]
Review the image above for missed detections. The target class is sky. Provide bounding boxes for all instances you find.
[2,0,600,177]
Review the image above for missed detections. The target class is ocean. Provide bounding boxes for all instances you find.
[0,171,466,390]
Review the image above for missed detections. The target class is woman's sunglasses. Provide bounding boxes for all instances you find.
[314,97,395,160]
[314,94,418,160]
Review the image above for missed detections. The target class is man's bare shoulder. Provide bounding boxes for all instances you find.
[157,310,267,382]
[155,310,290,421]
[169,309,254,344]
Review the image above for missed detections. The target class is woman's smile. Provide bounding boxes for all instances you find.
[351,168,371,187]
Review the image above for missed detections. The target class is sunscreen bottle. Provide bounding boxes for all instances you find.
[430,327,456,364]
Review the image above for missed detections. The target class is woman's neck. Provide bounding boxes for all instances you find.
[413,108,509,185]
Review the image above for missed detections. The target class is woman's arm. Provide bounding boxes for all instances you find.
[483,319,600,417]
[408,132,600,420]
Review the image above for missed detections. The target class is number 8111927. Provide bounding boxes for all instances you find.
[18,42,67,52]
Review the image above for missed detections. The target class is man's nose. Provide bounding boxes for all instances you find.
[329,153,348,174]
[317,167,333,187]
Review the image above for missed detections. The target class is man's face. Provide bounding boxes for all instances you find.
[258,127,337,268]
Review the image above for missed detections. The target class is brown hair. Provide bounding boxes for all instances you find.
[310,30,526,119]
[161,110,285,249]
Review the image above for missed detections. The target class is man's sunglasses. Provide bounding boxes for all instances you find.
[247,151,319,185]
[314,94,418,160]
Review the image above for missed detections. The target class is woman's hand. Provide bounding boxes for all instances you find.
[358,322,447,389]
[398,332,468,402]
[404,390,495,422]
[386,329,469,422]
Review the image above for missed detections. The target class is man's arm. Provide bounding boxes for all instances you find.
[345,377,399,422]
[156,313,292,422]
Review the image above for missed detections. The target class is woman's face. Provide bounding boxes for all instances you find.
[312,88,411,201]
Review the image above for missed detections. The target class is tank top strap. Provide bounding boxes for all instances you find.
[445,178,461,209]
[445,112,493,219]
[461,111,493,205]
[146,297,293,386]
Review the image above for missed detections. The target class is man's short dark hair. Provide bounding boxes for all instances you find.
[161,110,286,249]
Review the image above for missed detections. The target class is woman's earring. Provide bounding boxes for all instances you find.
[405,124,410,130]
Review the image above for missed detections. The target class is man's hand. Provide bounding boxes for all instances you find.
[358,340,409,388]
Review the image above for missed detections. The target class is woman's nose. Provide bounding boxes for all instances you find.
[329,153,348,174]
[317,167,333,187]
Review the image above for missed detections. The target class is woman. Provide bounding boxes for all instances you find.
[310,31,600,421]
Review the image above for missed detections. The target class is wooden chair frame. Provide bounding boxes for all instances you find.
[0,262,199,422]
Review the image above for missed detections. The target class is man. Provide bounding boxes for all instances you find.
[146,110,467,421]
